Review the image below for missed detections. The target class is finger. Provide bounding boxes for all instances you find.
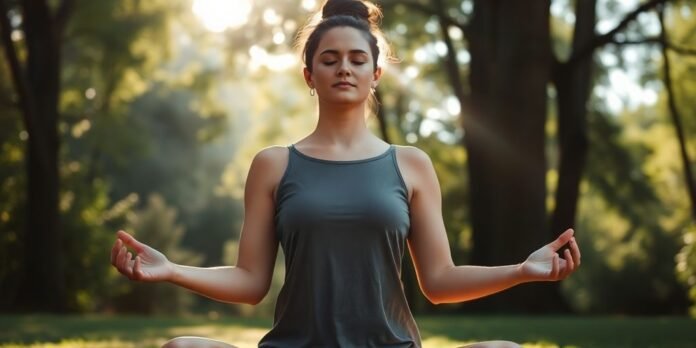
[133,255,142,280]
[116,245,126,267]
[114,246,129,277]
[570,237,581,266]
[125,252,134,278]
[551,253,560,280]
[563,248,574,277]
[110,239,122,265]
[548,228,574,251]
[117,246,129,274]
[117,230,146,253]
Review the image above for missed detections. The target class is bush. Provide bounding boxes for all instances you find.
[676,224,696,317]
[113,193,203,315]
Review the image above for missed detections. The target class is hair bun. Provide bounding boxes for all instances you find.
[322,0,371,22]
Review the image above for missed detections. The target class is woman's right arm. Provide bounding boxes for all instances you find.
[110,146,288,305]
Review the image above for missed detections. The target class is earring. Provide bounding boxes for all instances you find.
[310,88,315,96]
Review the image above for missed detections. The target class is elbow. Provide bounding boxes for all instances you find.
[220,284,269,305]
[419,267,454,305]
[246,295,264,306]
[244,283,271,305]
[423,291,447,305]
[420,284,448,305]
[429,297,446,305]
[227,291,266,305]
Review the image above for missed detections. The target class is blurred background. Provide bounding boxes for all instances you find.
[1,0,695,323]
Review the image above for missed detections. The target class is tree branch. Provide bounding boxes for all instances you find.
[381,0,469,35]
[434,0,468,103]
[565,0,668,67]
[609,36,661,46]
[669,43,696,55]
[608,35,696,55]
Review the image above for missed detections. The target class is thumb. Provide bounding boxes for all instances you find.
[117,230,147,253]
[548,228,574,251]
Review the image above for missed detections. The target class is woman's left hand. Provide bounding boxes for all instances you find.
[520,228,581,282]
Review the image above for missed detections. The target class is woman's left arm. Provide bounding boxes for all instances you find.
[396,147,581,304]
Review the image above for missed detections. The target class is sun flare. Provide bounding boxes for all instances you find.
[192,0,252,32]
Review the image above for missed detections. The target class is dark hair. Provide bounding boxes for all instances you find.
[298,0,387,73]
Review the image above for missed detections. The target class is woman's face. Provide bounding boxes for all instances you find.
[304,26,381,106]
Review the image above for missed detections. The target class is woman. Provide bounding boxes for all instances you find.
[110,0,582,347]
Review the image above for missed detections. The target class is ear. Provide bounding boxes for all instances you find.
[372,66,383,89]
[303,67,313,88]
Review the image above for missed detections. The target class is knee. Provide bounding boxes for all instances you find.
[161,337,198,348]
[490,341,520,348]
[460,341,521,348]
[161,336,236,348]
[485,341,520,348]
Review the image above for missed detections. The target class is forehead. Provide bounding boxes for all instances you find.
[315,26,372,56]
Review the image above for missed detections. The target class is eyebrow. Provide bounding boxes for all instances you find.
[319,49,369,56]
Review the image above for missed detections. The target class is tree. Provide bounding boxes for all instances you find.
[374,0,679,312]
[0,0,184,312]
[0,0,74,312]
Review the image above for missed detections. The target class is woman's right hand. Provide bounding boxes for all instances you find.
[110,230,174,282]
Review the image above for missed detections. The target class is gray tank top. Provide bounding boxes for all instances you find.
[258,144,422,347]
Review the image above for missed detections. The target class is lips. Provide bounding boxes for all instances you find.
[332,81,355,87]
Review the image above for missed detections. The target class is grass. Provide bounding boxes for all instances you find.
[0,314,695,347]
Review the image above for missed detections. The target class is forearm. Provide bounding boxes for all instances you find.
[169,264,266,305]
[424,264,527,304]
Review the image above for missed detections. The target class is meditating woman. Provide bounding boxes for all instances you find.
[110,1,581,346]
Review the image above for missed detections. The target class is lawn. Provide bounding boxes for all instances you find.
[0,314,694,347]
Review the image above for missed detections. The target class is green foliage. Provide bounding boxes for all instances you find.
[562,104,689,314]
[543,1,696,315]
[57,0,234,314]
[113,194,203,315]
[59,166,113,312]
[102,84,237,269]
[676,225,696,317]
[51,0,187,313]
[2,0,695,316]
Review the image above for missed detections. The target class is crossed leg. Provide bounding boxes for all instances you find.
[161,336,518,348]
[161,336,238,348]
[459,340,521,348]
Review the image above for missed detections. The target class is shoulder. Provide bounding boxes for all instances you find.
[252,145,289,165]
[247,145,290,188]
[393,145,434,170]
[393,145,438,199]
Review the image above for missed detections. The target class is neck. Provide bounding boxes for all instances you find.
[312,100,372,146]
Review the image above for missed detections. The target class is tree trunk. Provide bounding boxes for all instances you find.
[464,0,554,312]
[2,0,67,312]
[550,0,594,243]
[541,0,597,314]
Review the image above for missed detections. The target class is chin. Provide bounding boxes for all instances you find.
[324,94,367,105]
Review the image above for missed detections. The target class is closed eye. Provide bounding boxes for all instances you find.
[322,61,366,66]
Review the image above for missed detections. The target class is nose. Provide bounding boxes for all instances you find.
[336,58,351,76]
